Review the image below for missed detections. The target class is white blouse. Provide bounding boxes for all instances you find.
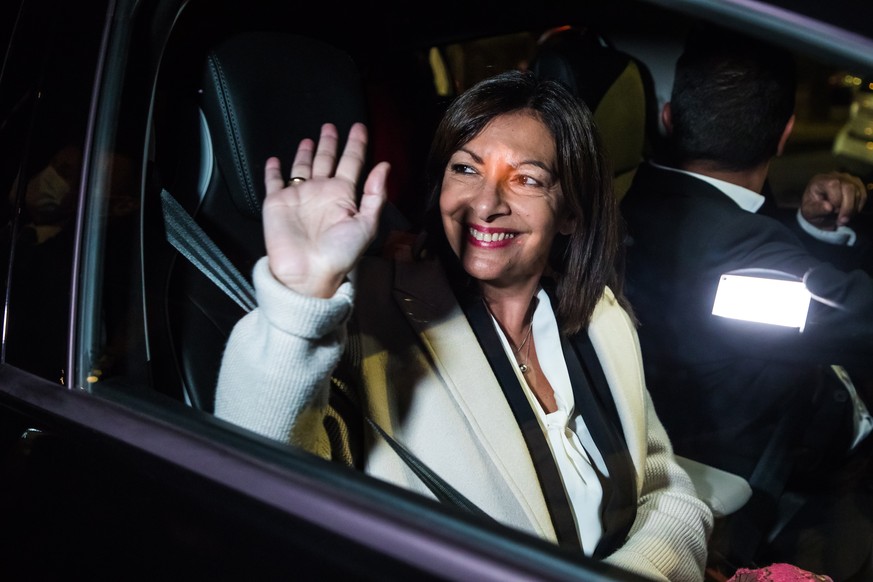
[489,288,610,555]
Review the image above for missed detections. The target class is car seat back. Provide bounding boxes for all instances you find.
[530,27,659,201]
[154,32,368,412]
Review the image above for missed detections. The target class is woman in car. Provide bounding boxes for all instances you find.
[215,70,712,581]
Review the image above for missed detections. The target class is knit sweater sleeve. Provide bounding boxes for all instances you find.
[603,390,713,582]
[214,257,354,458]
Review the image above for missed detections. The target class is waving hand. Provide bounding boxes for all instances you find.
[262,123,390,298]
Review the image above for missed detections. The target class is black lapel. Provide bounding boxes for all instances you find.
[564,332,638,558]
[460,283,638,556]
[462,297,583,551]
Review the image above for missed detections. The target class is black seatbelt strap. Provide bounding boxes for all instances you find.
[160,189,493,521]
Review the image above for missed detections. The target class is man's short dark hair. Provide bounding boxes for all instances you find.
[668,25,797,170]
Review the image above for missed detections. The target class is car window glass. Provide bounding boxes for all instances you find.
[769,57,873,206]
[0,0,108,383]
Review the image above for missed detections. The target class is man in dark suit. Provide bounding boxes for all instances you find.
[620,24,873,576]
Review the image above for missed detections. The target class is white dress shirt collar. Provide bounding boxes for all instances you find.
[650,160,765,213]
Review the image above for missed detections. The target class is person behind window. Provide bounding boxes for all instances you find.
[215,70,712,581]
[3,144,138,382]
[2,144,83,381]
[620,24,873,578]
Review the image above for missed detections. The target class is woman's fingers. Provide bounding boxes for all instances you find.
[289,135,317,182]
[264,157,286,195]
[311,123,340,178]
[284,122,369,185]
[358,161,391,227]
[334,123,368,185]
[266,122,377,207]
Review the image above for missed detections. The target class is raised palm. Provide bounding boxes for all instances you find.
[262,123,389,298]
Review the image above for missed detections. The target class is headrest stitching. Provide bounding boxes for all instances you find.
[208,56,259,216]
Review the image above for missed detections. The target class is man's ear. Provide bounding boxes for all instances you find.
[776,114,795,156]
[661,102,673,135]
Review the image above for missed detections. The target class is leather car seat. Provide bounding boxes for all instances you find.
[151,32,369,412]
[530,26,659,201]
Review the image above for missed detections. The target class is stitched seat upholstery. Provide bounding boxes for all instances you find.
[156,32,368,412]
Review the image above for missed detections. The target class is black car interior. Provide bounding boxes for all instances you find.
[144,6,865,578]
[150,32,370,411]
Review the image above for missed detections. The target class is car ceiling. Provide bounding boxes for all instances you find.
[182,0,872,74]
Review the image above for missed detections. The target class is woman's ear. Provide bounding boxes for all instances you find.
[558,216,577,236]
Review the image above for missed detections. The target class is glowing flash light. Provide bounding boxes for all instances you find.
[712,271,811,331]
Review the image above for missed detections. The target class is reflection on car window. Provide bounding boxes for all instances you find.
[0,0,106,383]
[4,145,83,381]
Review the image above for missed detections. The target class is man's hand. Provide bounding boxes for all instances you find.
[800,171,867,231]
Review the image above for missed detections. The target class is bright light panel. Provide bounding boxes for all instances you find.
[712,274,811,331]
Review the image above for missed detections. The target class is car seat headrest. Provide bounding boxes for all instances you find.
[532,28,631,112]
[531,27,652,200]
[200,32,367,219]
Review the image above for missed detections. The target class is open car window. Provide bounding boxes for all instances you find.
[1,0,871,580]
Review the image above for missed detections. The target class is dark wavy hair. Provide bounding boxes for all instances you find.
[422,69,632,334]
[667,25,796,170]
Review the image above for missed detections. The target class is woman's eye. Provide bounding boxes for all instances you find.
[450,163,476,175]
[518,175,543,187]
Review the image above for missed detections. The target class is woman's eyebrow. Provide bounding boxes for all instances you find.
[455,146,482,164]
[518,159,555,175]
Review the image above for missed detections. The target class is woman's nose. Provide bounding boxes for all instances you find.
[472,181,510,220]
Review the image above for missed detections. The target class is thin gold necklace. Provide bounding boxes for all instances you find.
[514,320,534,374]
[482,298,536,374]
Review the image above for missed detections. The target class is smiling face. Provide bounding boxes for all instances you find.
[439,111,574,294]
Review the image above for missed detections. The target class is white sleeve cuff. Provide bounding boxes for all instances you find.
[796,209,857,246]
[253,257,354,339]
